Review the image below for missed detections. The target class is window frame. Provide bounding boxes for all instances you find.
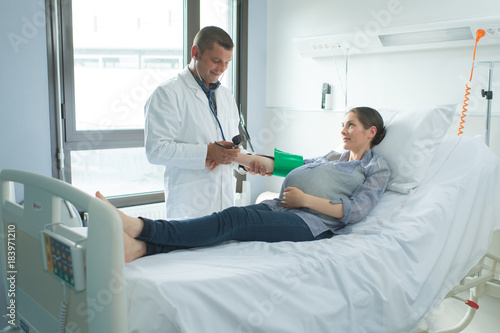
[46,0,247,208]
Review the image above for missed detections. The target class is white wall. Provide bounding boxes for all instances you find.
[245,0,268,204]
[0,0,52,328]
[0,0,52,177]
[267,0,500,109]
[263,0,500,193]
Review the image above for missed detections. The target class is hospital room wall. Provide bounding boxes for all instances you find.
[0,0,52,328]
[262,0,500,193]
[244,0,267,204]
[0,0,52,184]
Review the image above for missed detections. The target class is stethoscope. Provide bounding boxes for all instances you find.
[193,55,226,141]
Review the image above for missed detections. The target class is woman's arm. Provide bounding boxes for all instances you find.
[281,187,344,219]
[335,157,391,224]
[235,153,275,175]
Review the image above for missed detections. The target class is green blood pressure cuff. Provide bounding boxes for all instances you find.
[272,149,304,177]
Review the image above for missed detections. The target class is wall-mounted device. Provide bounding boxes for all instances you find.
[321,83,331,109]
[293,16,500,57]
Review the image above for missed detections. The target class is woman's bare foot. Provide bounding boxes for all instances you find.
[124,233,147,263]
[95,191,144,238]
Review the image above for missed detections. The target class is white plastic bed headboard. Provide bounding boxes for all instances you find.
[0,169,127,333]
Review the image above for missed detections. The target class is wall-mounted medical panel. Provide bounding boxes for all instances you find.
[294,16,500,57]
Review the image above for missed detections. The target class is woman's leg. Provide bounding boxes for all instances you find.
[96,191,146,262]
[123,233,147,263]
[96,191,143,238]
[96,192,326,261]
[138,204,317,255]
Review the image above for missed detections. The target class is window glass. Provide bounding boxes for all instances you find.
[69,0,184,196]
[200,0,236,95]
[71,0,183,131]
[71,148,164,197]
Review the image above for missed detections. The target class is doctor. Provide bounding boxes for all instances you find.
[145,26,241,218]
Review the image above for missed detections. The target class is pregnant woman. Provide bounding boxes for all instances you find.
[98,107,391,262]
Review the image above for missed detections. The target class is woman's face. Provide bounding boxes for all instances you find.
[341,112,376,155]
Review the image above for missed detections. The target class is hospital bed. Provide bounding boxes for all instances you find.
[1,107,500,332]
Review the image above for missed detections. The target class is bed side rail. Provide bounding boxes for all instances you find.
[0,169,127,333]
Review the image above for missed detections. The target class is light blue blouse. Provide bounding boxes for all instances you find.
[261,149,391,236]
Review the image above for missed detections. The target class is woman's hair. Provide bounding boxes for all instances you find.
[193,26,234,55]
[348,107,386,147]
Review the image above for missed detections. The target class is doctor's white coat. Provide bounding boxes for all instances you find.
[145,67,241,218]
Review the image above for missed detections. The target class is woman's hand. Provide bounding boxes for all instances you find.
[207,141,240,166]
[281,187,306,208]
[247,159,270,176]
[235,153,274,176]
[282,187,344,219]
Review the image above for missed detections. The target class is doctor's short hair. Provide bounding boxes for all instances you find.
[348,107,386,147]
[193,26,234,54]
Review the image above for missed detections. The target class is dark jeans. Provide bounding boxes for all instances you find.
[137,204,332,255]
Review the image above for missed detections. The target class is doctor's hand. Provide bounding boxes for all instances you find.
[205,159,220,171]
[281,187,306,208]
[207,141,240,169]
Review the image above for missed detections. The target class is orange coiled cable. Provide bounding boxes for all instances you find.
[458,29,485,136]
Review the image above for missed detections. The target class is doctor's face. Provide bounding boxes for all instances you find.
[195,43,233,86]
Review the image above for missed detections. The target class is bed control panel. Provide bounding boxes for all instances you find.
[40,230,86,291]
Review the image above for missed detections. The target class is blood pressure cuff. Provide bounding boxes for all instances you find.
[272,149,304,177]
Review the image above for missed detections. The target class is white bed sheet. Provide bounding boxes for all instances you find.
[124,136,500,333]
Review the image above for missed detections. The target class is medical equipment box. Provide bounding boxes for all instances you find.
[40,229,86,291]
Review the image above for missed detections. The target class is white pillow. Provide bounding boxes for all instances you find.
[373,105,455,194]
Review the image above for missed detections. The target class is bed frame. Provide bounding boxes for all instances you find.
[0,169,127,332]
[418,248,500,333]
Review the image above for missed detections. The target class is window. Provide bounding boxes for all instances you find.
[200,0,237,96]
[70,0,184,132]
[48,0,240,206]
